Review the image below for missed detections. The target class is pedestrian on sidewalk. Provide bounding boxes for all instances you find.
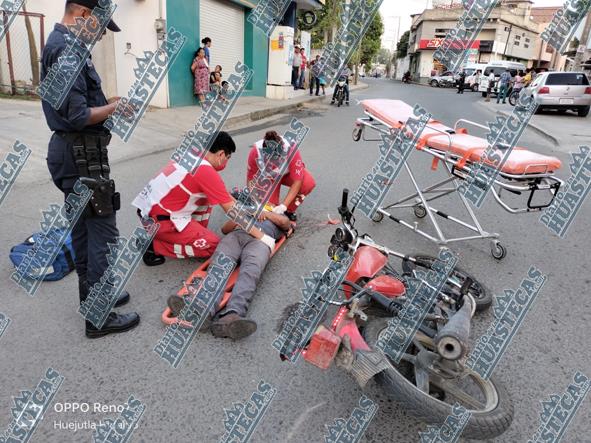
[192,47,210,104]
[201,37,212,65]
[497,69,511,104]
[298,48,308,90]
[309,55,321,96]
[292,46,302,90]
[40,0,139,339]
[485,71,495,102]
[457,71,466,94]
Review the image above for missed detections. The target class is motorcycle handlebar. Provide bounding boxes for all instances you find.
[340,189,349,210]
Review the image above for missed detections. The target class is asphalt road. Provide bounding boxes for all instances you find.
[0,79,590,443]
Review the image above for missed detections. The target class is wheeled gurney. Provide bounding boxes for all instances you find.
[352,99,563,259]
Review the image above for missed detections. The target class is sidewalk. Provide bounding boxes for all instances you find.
[477,99,591,152]
[0,82,368,186]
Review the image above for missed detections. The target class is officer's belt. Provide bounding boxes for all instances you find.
[55,131,112,180]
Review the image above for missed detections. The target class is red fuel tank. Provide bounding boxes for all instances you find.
[365,275,406,298]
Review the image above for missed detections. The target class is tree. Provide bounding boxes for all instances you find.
[358,12,384,73]
[396,30,410,59]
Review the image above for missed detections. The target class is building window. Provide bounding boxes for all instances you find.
[514,41,520,46]
[524,43,529,48]
[515,35,521,40]
[525,37,530,43]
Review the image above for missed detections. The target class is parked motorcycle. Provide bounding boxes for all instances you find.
[402,72,411,83]
[279,189,513,440]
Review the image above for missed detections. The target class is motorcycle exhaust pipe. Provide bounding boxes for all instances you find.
[434,297,473,361]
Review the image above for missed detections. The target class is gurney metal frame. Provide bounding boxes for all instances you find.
[352,112,563,260]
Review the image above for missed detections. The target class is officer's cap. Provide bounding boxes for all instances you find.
[66,0,121,32]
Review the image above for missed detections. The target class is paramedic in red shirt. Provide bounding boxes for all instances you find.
[247,131,316,221]
[134,132,276,266]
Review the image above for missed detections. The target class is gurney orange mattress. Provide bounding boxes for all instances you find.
[362,100,561,175]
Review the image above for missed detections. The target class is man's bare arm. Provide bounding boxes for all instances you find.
[86,102,118,125]
[262,211,292,231]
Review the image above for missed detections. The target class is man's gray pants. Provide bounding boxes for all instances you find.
[210,230,271,318]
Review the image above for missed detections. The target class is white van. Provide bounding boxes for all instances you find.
[464,63,487,91]
[478,61,527,96]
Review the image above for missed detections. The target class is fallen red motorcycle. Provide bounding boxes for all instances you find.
[279,189,513,440]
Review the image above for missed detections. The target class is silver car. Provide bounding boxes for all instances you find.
[522,72,591,117]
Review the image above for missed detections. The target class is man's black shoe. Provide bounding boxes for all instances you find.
[285,211,297,222]
[115,290,130,307]
[211,313,257,340]
[85,312,140,339]
[346,101,350,106]
[143,241,165,266]
[167,295,212,331]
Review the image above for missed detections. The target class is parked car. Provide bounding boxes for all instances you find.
[430,71,456,87]
[522,72,591,117]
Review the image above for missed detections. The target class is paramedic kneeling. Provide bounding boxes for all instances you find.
[134,132,275,266]
[247,131,316,221]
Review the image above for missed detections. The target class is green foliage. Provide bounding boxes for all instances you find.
[298,0,341,49]
[396,30,410,59]
[359,12,384,71]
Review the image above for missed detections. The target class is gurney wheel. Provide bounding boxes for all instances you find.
[491,242,507,260]
[371,211,384,223]
[413,204,427,219]
[352,128,362,142]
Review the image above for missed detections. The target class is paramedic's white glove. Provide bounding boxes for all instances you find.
[273,204,287,215]
[260,234,276,252]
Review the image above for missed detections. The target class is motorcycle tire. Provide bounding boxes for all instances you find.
[362,319,514,440]
[401,255,493,312]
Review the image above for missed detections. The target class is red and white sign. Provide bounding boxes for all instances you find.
[419,39,480,50]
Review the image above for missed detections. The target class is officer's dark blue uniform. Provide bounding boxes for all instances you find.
[42,23,118,290]
[40,0,139,338]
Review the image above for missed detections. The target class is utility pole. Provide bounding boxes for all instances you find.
[573,11,591,71]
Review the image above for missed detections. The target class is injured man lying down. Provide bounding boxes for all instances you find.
[167,206,293,340]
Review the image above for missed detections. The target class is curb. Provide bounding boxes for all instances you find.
[110,82,371,167]
[475,100,560,147]
[227,81,370,125]
[496,109,559,147]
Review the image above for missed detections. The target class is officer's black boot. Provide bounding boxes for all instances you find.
[79,280,139,338]
[85,312,140,339]
[143,241,165,267]
[79,279,130,307]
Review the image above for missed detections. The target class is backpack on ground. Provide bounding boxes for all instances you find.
[9,229,76,281]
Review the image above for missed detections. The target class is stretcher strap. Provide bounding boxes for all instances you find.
[457,147,484,169]
[419,133,448,170]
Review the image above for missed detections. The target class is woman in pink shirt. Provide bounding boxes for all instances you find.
[247,131,316,220]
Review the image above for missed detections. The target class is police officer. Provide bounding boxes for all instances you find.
[41,0,139,338]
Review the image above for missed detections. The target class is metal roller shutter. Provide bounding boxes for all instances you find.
[200,0,245,74]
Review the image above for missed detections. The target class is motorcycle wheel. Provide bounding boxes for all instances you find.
[401,255,493,312]
[362,319,514,440]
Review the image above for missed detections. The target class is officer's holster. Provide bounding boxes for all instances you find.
[61,132,121,217]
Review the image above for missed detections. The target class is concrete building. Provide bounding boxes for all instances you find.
[529,7,567,71]
[407,0,540,81]
[0,0,323,107]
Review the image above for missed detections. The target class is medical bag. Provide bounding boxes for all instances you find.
[9,229,76,281]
